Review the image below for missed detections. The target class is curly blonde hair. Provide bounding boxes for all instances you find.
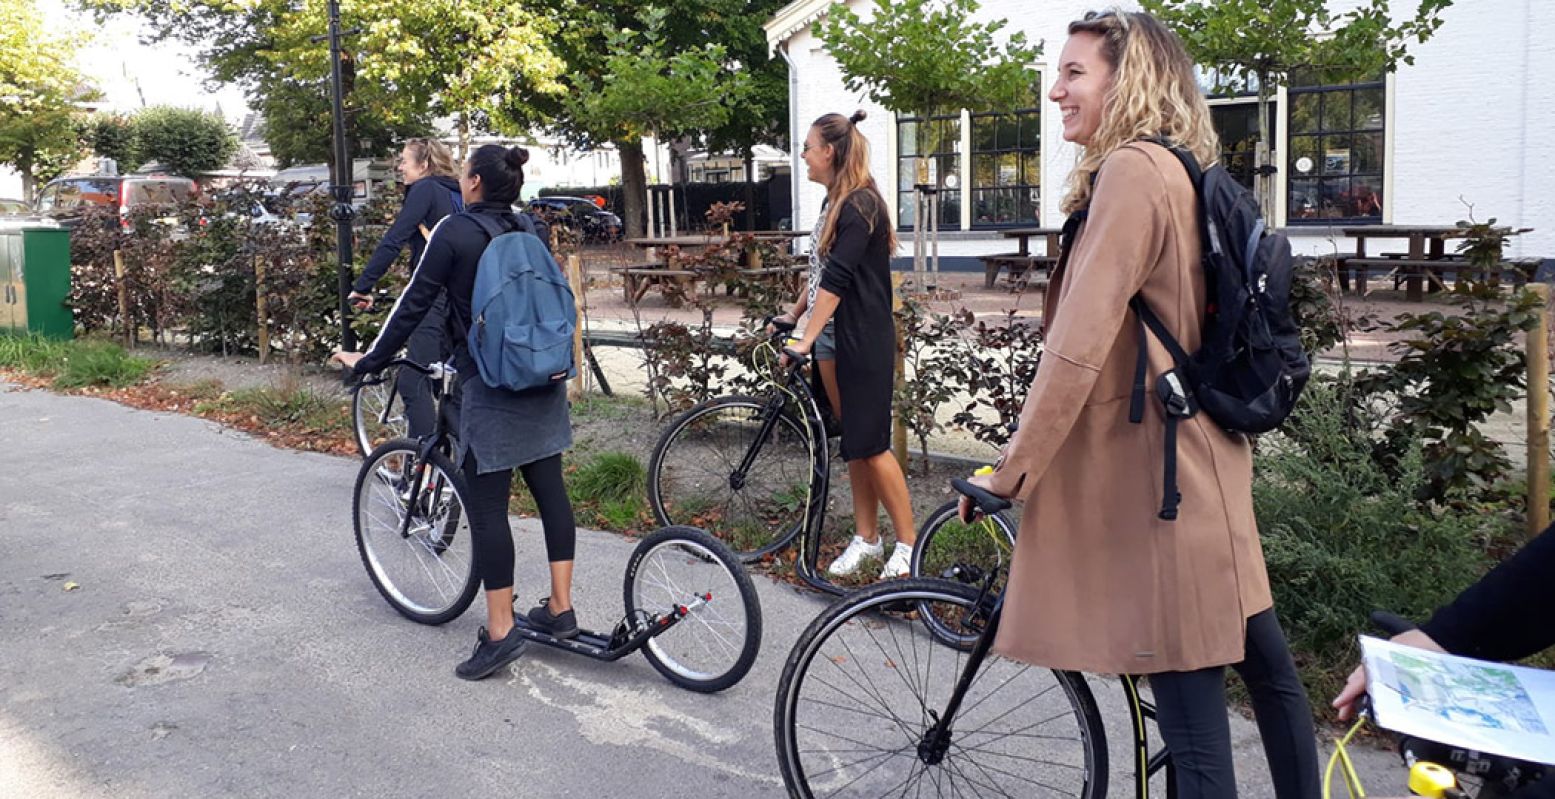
[1060,9,1219,213]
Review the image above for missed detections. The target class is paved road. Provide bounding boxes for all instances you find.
[0,382,1401,797]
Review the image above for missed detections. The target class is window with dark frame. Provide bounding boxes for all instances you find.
[1286,72,1385,223]
[970,103,1040,228]
[896,114,961,231]
[1209,101,1277,191]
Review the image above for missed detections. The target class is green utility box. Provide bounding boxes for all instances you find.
[0,225,73,340]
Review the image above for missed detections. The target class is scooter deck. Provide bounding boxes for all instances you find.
[509,615,628,662]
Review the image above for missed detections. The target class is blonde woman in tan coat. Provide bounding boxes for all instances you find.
[961,10,1320,797]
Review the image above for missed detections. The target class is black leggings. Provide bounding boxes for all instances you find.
[1149,608,1321,799]
[461,450,576,592]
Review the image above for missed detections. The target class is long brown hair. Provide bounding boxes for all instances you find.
[813,111,898,256]
[1060,9,1219,213]
[404,137,458,179]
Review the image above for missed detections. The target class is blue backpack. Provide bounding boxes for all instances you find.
[464,213,577,392]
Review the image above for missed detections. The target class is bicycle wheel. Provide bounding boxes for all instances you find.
[911,501,1018,648]
[623,526,762,693]
[648,395,813,562]
[775,579,1107,799]
[352,369,407,458]
[353,439,478,625]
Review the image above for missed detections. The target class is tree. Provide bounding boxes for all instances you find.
[0,0,93,198]
[132,106,238,177]
[1141,0,1452,216]
[556,7,749,238]
[81,0,567,165]
[87,113,140,172]
[692,0,792,230]
[819,0,1041,285]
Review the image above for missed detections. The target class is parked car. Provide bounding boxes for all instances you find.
[528,195,623,243]
[0,198,31,215]
[33,174,198,230]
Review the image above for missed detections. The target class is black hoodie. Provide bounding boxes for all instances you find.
[353,174,463,293]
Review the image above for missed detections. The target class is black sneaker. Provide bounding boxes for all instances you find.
[526,599,579,639]
[454,626,528,681]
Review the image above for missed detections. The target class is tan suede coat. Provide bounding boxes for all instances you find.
[985,142,1273,675]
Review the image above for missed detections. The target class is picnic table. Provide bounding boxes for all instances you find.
[979,227,1063,290]
[616,232,809,305]
[1338,224,1500,301]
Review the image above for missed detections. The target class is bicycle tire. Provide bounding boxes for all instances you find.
[647,395,813,563]
[774,578,1107,799]
[622,526,762,693]
[351,368,408,458]
[353,439,478,625]
[910,500,1018,649]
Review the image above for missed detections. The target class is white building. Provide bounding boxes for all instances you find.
[765,0,1554,262]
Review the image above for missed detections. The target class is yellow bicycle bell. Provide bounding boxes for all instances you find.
[1407,762,1457,798]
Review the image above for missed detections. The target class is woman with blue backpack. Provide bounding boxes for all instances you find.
[957,10,1320,796]
[334,145,581,681]
[348,138,464,440]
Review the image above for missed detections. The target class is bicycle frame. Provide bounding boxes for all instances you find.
[743,336,847,595]
[360,359,459,547]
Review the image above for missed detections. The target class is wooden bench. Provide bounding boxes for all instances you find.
[1339,257,1522,299]
[979,253,1057,290]
[609,264,698,305]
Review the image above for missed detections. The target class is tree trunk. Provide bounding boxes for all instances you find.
[743,148,756,231]
[19,167,34,202]
[619,138,648,240]
[457,113,470,163]
[1256,77,1275,221]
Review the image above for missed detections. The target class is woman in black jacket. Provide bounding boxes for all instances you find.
[780,111,916,581]
[349,138,463,439]
[334,145,579,681]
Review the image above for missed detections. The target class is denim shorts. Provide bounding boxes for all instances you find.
[812,320,836,361]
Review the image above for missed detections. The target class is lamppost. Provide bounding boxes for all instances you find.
[314,0,361,350]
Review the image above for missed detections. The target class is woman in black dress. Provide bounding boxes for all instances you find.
[782,111,916,580]
[334,146,580,680]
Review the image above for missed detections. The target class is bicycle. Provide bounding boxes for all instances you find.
[1325,611,1549,799]
[647,318,1018,597]
[350,358,764,692]
[773,477,1181,798]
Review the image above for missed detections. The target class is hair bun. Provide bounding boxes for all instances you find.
[505,147,529,168]
[849,109,868,125]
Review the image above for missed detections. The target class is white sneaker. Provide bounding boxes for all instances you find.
[827,536,884,577]
[880,543,913,579]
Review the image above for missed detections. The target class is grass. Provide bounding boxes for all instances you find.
[569,451,647,506]
[0,334,156,388]
[195,384,351,435]
[509,451,653,532]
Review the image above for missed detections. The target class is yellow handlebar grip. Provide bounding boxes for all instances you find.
[974,466,994,476]
[1408,762,1456,798]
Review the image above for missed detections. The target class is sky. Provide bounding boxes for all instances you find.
[40,2,252,124]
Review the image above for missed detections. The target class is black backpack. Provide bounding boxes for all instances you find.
[1119,140,1311,520]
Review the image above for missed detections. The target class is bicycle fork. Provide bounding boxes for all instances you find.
[918,596,1006,765]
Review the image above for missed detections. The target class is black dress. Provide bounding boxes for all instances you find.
[817,192,896,462]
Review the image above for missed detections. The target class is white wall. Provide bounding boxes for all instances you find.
[781,0,1553,261]
[0,168,21,201]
